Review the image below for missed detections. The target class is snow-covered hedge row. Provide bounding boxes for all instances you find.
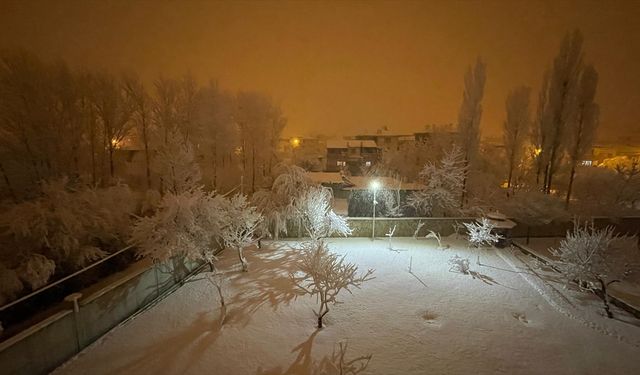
[0,178,137,305]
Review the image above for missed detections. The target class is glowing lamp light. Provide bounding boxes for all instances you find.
[534,148,542,156]
[370,180,381,190]
[290,137,301,148]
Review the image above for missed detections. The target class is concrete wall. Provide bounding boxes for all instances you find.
[281,216,640,239]
[281,217,476,238]
[0,257,204,375]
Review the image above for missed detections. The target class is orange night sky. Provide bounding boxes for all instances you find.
[1,0,639,141]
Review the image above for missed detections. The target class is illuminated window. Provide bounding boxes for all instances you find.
[365,161,372,167]
[337,161,346,166]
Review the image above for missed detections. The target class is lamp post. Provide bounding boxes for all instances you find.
[370,180,381,240]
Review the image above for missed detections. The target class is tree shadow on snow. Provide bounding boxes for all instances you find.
[216,245,307,328]
[107,310,222,374]
[256,329,321,375]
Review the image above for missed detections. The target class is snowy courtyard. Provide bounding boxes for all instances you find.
[53,238,640,375]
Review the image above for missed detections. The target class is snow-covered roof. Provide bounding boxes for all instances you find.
[326,140,379,149]
[306,172,344,184]
[342,176,424,191]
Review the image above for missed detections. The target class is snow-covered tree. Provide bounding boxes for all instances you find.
[130,189,224,268]
[407,146,468,216]
[503,86,531,189]
[564,65,599,208]
[292,242,374,328]
[463,218,502,248]
[457,58,486,206]
[152,131,202,195]
[252,164,314,238]
[551,223,640,318]
[219,194,262,272]
[298,185,352,242]
[1,178,135,271]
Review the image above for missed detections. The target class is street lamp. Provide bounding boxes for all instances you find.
[370,180,381,240]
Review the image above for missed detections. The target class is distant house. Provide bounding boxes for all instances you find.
[353,130,414,151]
[414,123,458,144]
[325,140,380,174]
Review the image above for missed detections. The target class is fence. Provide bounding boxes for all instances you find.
[0,249,206,375]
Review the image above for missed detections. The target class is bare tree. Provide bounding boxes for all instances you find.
[539,30,584,194]
[503,86,531,189]
[565,65,599,208]
[123,73,153,189]
[153,76,180,145]
[292,242,374,328]
[90,72,134,179]
[457,57,486,206]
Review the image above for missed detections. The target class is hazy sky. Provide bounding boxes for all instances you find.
[1,0,639,141]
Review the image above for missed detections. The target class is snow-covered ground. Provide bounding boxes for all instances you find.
[54,238,640,375]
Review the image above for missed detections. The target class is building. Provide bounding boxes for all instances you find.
[352,127,415,151]
[325,139,380,174]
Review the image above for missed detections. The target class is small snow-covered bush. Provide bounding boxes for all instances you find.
[17,253,56,290]
[0,262,23,305]
[448,255,471,275]
[551,223,640,318]
[425,230,449,250]
[463,218,502,247]
[292,242,374,328]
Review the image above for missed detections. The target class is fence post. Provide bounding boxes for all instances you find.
[64,292,83,353]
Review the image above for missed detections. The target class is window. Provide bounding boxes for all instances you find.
[337,161,346,167]
[365,161,372,167]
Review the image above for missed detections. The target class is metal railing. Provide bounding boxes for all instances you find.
[0,245,135,313]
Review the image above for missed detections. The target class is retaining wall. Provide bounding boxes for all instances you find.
[0,257,203,375]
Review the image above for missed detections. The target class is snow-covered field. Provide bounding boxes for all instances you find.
[54,238,640,375]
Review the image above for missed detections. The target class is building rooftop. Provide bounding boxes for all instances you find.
[326,140,378,149]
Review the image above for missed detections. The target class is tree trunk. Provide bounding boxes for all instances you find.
[142,117,151,190]
[0,162,16,202]
[109,145,115,178]
[597,278,620,319]
[565,165,577,209]
[317,305,329,329]
[238,247,248,272]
